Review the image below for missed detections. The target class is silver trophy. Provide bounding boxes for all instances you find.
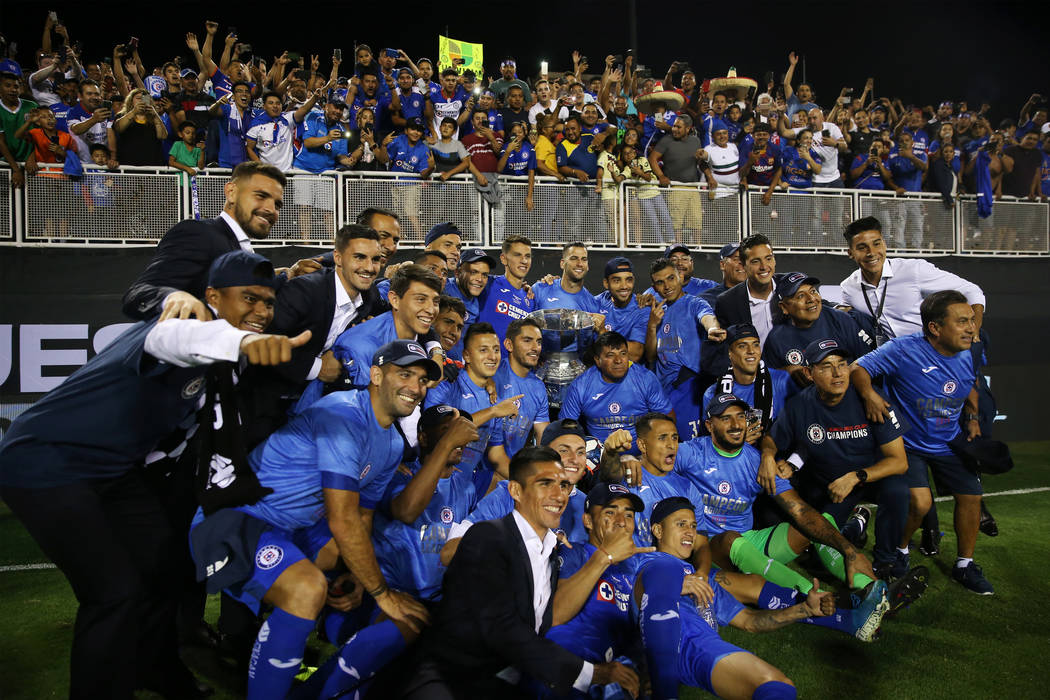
[527,308,598,412]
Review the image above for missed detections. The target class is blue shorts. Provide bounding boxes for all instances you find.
[668,376,702,441]
[906,450,982,496]
[677,629,746,693]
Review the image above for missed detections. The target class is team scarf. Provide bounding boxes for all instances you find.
[717,360,773,431]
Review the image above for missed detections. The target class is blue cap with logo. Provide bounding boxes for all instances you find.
[460,248,497,267]
[604,256,633,278]
[705,392,750,418]
[719,242,741,259]
[180,68,198,78]
[584,482,644,512]
[664,243,690,258]
[425,222,461,246]
[775,271,821,301]
[207,250,281,290]
[372,339,442,381]
[804,338,851,365]
[725,323,759,345]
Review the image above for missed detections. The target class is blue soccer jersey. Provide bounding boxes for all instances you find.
[493,359,549,458]
[780,146,819,188]
[559,364,672,447]
[887,148,927,192]
[652,294,715,391]
[477,275,534,341]
[674,438,791,533]
[466,481,588,543]
[394,88,426,121]
[425,369,504,473]
[642,277,719,304]
[501,142,537,176]
[385,134,430,176]
[763,307,874,370]
[700,368,796,435]
[546,544,638,663]
[531,280,603,313]
[332,312,400,386]
[372,461,478,600]
[738,138,783,187]
[243,389,404,530]
[293,112,349,173]
[595,291,650,344]
[633,551,744,632]
[855,332,974,455]
[629,469,709,548]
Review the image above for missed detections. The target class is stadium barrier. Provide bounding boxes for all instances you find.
[3,165,1048,256]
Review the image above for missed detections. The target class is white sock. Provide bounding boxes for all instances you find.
[897,546,909,555]
[956,557,973,569]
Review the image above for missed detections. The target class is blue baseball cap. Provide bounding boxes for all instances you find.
[405,116,425,131]
[207,251,280,290]
[705,392,749,418]
[180,68,198,78]
[719,242,741,259]
[539,418,587,447]
[372,339,441,381]
[710,118,729,133]
[804,338,851,365]
[425,222,461,246]
[775,271,821,301]
[0,59,23,78]
[604,256,633,278]
[650,496,696,529]
[664,243,690,258]
[584,482,644,512]
[460,247,497,267]
[725,323,759,345]
[419,404,473,431]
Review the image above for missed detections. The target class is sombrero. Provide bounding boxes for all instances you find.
[704,67,758,103]
[635,82,685,113]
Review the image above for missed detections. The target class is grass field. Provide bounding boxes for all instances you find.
[2,442,1047,699]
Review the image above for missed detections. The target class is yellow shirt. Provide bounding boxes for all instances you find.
[536,135,557,174]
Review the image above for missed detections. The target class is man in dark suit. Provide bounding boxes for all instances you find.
[399,446,637,699]
[122,161,287,321]
[714,233,789,347]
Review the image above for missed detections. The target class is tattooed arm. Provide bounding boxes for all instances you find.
[727,582,835,633]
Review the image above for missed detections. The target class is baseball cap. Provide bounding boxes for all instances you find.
[372,339,442,381]
[397,67,413,77]
[460,248,497,267]
[705,392,749,419]
[775,271,821,301]
[650,496,696,529]
[539,418,587,447]
[328,88,348,106]
[803,338,850,366]
[584,482,644,513]
[710,118,729,133]
[419,404,473,432]
[604,256,633,278]
[719,242,741,259]
[425,222,461,246]
[0,60,23,78]
[180,68,198,78]
[664,243,690,258]
[725,323,759,345]
[405,116,425,131]
[207,251,281,290]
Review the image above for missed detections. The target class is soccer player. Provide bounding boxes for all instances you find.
[424,221,463,272]
[761,338,929,609]
[494,318,550,456]
[702,324,796,441]
[531,241,606,318]
[560,332,672,449]
[476,234,535,341]
[190,339,437,700]
[594,257,650,362]
[0,251,306,699]
[642,243,719,302]
[850,291,993,595]
[443,247,497,359]
[645,258,726,441]
[433,294,468,381]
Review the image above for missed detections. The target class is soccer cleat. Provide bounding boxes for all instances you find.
[952,561,995,595]
[919,528,942,556]
[841,505,871,549]
[979,501,999,537]
[850,580,890,642]
[885,565,929,615]
[874,549,910,582]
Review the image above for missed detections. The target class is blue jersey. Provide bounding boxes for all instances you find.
[595,291,650,344]
[372,461,478,600]
[560,364,672,448]
[385,134,430,176]
[443,277,481,360]
[49,101,73,132]
[855,333,974,455]
[643,277,720,304]
[642,113,676,153]
[477,275,534,341]
[902,127,929,158]
[633,552,744,632]
[331,312,400,387]
[493,359,549,458]
[556,134,599,178]
[467,481,588,543]
[851,154,887,189]
[770,385,906,486]
[629,468,709,547]
[0,321,209,489]
[1041,152,1050,196]
[215,103,258,168]
[350,92,393,131]
[700,367,795,431]
[738,138,782,187]
[501,142,537,176]
[394,88,426,121]
[531,280,603,313]
[425,369,503,472]
[763,307,874,370]
[546,543,638,663]
[293,112,349,173]
[652,293,715,390]
[428,85,470,137]
[243,389,403,530]
[887,148,927,191]
[675,438,791,533]
[781,146,819,188]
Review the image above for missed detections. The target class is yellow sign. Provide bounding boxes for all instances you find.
[438,35,483,75]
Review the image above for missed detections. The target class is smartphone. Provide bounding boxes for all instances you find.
[229,26,238,36]
[844,87,854,96]
[334,48,342,61]
[822,129,830,137]
[473,86,481,96]
[101,100,113,110]
[49,11,58,22]
[540,60,548,74]
[128,36,139,50]
[580,55,588,65]
[57,45,68,62]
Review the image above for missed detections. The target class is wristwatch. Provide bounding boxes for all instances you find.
[963,413,979,423]
[854,469,868,485]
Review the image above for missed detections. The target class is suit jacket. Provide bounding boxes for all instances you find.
[713,272,790,330]
[418,512,583,696]
[122,216,245,319]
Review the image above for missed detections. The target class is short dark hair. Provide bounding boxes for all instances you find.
[438,294,466,318]
[334,223,380,252]
[416,249,447,264]
[89,143,109,155]
[565,114,583,128]
[920,290,969,338]
[509,445,562,487]
[506,317,542,341]
[177,121,196,133]
[739,233,771,263]
[636,412,675,438]
[561,240,586,257]
[230,160,287,188]
[592,331,628,356]
[507,85,524,95]
[77,79,99,93]
[355,206,399,226]
[441,67,458,78]
[231,81,251,93]
[261,90,283,104]
[649,258,674,277]
[440,116,458,130]
[843,216,882,245]
[390,263,443,297]
[463,322,497,351]
[161,61,179,73]
[502,234,531,254]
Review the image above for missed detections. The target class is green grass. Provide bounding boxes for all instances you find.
[2,444,1048,699]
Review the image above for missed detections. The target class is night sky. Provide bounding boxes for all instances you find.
[2,0,1047,122]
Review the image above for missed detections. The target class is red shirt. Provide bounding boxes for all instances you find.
[462,132,501,173]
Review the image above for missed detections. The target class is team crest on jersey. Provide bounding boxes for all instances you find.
[496,300,509,314]
[609,402,622,414]
[597,580,615,602]
[181,376,205,399]
[440,507,454,524]
[663,323,671,334]
[807,424,826,444]
[786,349,804,366]
[256,545,284,570]
[717,480,731,495]
[943,380,957,395]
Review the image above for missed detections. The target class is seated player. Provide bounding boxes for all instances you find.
[595,257,650,362]
[494,317,550,457]
[560,331,672,449]
[188,340,437,700]
[763,272,874,388]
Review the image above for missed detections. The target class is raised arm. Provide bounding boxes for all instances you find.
[782,52,799,101]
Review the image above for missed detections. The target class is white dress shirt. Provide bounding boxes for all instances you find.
[839,258,986,339]
[219,211,255,252]
[306,273,364,381]
[144,318,253,367]
[746,279,777,346]
[510,510,593,692]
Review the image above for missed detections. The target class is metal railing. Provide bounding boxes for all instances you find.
[2,164,1047,256]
